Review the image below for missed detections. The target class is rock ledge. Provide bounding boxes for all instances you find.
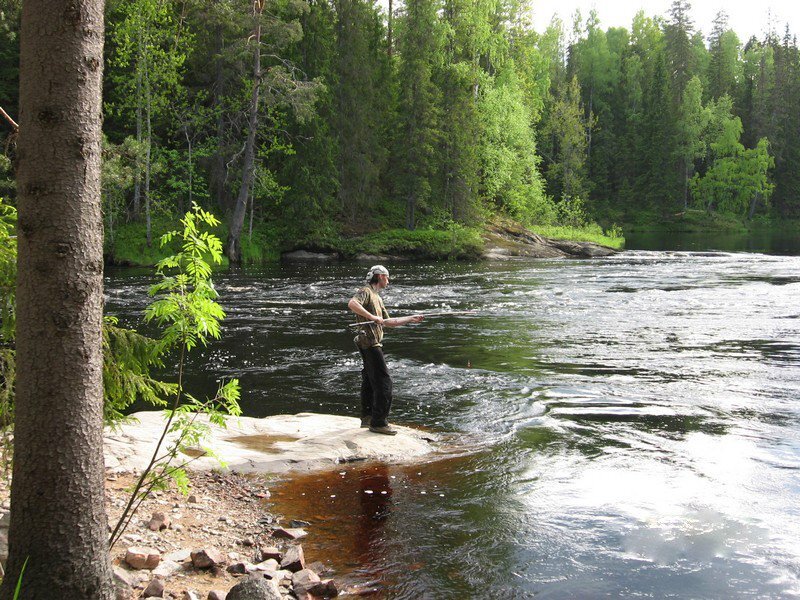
[482,221,617,259]
[105,412,438,475]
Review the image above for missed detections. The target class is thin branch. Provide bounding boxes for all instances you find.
[109,341,187,548]
[0,106,18,132]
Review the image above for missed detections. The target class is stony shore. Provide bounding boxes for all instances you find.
[0,412,441,599]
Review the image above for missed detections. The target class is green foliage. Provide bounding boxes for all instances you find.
[0,198,14,475]
[541,75,590,204]
[479,67,552,225]
[0,154,14,201]
[240,222,282,264]
[10,0,800,246]
[110,204,241,547]
[146,204,226,352]
[107,220,179,266]
[0,198,15,342]
[691,136,774,216]
[555,195,588,227]
[102,316,175,426]
[345,226,484,260]
[531,223,625,249]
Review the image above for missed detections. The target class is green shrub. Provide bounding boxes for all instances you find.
[345,225,485,260]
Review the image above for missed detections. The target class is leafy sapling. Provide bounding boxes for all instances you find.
[110,204,241,548]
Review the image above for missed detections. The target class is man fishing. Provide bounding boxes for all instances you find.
[348,265,423,435]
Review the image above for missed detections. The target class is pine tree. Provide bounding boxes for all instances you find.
[395,0,443,229]
[334,0,391,227]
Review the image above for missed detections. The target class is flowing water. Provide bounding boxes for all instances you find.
[105,247,800,598]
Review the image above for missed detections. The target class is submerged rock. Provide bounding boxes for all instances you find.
[281,250,339,262]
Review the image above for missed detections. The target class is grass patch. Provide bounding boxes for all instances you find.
[240,224,282,264]
[106,219,230,267]
[530,224,625,250]
[342,226,485,260]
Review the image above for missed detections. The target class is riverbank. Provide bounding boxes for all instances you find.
[622,208,800,234]
[105,217,623,267]
[4,412,442,598]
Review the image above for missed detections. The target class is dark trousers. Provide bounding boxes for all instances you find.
[359,346,393,427]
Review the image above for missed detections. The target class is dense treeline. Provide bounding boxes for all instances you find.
[0,0,797,262]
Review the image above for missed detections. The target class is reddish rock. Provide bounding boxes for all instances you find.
[254,559,279,572]
[191,547,226,569]
[257,546,282,563]
[208,592,227,600]
[318,579,339,597]
[270,527,307,540]
[148,511,171,531]
[125,546,161,570]
[279,545,305,573]
[291,569,321,596]
[143,578,165,598]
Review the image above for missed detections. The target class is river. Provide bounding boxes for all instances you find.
[105,244,800,598]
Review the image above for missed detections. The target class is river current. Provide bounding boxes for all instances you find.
[105,249,800,598]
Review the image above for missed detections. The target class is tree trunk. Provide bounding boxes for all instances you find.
[227,13,261,263]
[406,193,415,230]
[748,192,760,219]
[0,0,114,597]
[683,160,689,210]
[586,88,593,161]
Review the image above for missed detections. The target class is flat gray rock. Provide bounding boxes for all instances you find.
[105,412,438,475]
[227,576,282,600]
[280,250,338,262]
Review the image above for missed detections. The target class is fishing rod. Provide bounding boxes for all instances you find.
[348,310,477,327]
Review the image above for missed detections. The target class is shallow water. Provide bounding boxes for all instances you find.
[106,250,800,598]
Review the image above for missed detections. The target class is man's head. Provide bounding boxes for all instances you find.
[366,265,390,288]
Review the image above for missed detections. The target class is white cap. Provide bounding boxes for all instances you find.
[365,265,389,283]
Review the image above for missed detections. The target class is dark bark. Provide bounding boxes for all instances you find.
[0,0,114,597]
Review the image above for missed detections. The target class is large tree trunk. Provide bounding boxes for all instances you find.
[0,0,114,597]
[226,14,262,263]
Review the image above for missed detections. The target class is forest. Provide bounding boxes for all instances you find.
[0,0,798,263]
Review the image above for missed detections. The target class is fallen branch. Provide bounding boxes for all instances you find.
[0,106,18,132]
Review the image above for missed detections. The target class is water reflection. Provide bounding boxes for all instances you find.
[355,466,393,570]
[105,250,800,598]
